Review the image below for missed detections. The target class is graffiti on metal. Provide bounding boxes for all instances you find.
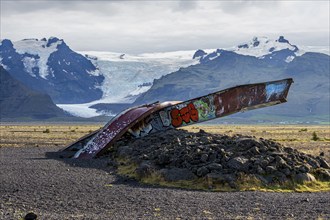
[128,78,293,139]
[74,105,155,159]
[170,103,199,127]
[168,95,216,127]
[74,102,178,159]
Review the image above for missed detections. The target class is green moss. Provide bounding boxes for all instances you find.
[294,181,330,192]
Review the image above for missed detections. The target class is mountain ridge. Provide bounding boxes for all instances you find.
[0,37,104,104]
[0,66,68,119]
[133,51,329,121]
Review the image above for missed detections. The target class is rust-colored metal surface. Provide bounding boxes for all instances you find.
[214,78,291,117]
[74,102,179,159]
[127,78,293,139]
[72,78,293,159]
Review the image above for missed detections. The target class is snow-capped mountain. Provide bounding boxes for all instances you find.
[0,37,104,104]
[0,37,207,115]
[135,37,330,122]
[195,36,304,64]
[235,36,299,57]
[54,36,330,118]
[1,36,329,119]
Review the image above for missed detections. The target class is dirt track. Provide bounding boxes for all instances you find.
[0,146,329,219]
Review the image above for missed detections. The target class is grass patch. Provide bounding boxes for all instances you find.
[116,158,209,190]
[116,160,330,192]
[116,158,138,177]
[238,179,330,193]
[141,173,208,190]
[311,131,320,141]
[294,180,330,192]
[42,128,50,133]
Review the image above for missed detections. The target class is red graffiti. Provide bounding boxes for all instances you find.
[171,103,198,127]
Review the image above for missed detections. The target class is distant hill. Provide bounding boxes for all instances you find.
[0,37,104,104]
[0,66,68,120]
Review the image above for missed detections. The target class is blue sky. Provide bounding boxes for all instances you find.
[1,0,329,53]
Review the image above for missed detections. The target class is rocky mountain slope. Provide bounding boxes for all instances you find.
[0,37,104,104]
[0,66,68,119]
[134,37,330,121]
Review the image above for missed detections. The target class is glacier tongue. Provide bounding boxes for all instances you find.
[58,50,200,117]
[57,37,330,118]
[57,103,102,118]
[79,50,201,103]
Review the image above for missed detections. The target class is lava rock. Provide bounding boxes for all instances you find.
[227,157,249,172]
[200,154,209,162]
[113,129,330,186]
[135,161,156,179]
[319,158,330,169]
[196,166,209,177]
[250,146,260,155]
[157,152,171,165]
[117,146,133,158]
[307,158,320,169]
[266,166,277,174]
[207,173,236,186]
[314,168,330,181]
[256,165,266,175]
[295,173,316,183]
[275,156,287,167]
[207,163,223,172]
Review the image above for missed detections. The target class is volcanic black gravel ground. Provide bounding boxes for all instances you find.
[1,146,329,219]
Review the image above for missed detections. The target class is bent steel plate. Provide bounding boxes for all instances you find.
[74,101,180,159]
[62,129,100,152]
[127,78,293,138]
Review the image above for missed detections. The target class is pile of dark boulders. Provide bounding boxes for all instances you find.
[112,129,330,188]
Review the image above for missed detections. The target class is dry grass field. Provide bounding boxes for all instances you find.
[0,124,101,149]
[0,124,329,161]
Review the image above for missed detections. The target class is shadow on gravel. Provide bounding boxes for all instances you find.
[45,150,194,192]
[46,150,112,171]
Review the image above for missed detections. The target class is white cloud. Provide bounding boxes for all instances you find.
[1,1,329,53]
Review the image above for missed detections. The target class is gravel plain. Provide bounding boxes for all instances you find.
[0,146,329,220]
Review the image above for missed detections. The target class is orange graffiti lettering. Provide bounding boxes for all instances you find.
[170,108,182,127]
[188,103,198,122]
[170,103,199,127]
